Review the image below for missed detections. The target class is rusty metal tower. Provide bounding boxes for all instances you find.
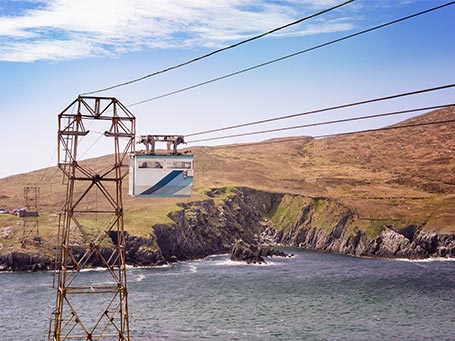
[21,183,40,246]
[49,96,135,340]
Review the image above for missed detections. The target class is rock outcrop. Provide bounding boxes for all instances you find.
[360,226,454,258]
[124,233,167,266]
[231,240,266,264]
[0,251,50,272]
[230,239,292,264]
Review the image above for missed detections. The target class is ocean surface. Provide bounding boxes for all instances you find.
[1,248,454,340]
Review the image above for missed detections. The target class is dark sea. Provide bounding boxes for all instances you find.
[1,248,454,340]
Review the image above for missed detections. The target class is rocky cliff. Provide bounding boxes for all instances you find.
[153,187,282,261]
[265,194,455,259]
[1,187,453,271]
[0,187,281,271]
[155,188,455,260]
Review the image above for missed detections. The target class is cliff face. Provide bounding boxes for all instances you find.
[1,187,454,271]
[0,187,282,270]
[153,187,282,261]
[266,195,455,259]
[155,188,455,260]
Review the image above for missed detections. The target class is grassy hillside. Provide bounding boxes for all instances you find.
[0,107,454,254]
[193,107,454,232]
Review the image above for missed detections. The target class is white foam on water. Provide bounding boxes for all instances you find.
[212,259,244,266]
[394,257,455,263]
[134,274,146,282]
[79,267,107,273]
[212,258,279,267]
[206,253,229,259]
[188,264,198,273]
[126,263,172,270]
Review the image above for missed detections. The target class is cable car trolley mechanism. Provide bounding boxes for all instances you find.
[129,135,194,198]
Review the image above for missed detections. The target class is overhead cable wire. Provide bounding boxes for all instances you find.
[185,83,455,138]
[186,104,454,143]
[208,118,455,149]
[128,1,455,108]
[314,118,455,139]
[80,0,355,96]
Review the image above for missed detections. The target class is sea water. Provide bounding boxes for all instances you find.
[1,248,454,340]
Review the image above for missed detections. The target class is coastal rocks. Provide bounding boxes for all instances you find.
[0,233,166,271]
[362,228,412,258]
[1,187,454,271]
[123,233,166,266]
[437,235,455,257]
[0,251,50,271]
[361,226,454,259]
[231,240,265,264]
[230,240,292,264]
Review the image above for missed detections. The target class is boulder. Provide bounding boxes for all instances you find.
[230,240,266,264]
[230,240,292,264]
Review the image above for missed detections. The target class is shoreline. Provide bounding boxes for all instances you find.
[1,245,454,273]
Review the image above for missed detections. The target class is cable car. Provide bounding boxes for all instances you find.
[129,135,194,198]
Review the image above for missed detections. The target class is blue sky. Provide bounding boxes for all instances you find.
[0,0,454,178]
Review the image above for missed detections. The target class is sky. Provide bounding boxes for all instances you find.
[0,0,454,179]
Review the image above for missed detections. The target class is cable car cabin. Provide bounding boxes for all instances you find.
[129,154,194,198]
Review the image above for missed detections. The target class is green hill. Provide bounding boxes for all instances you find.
[0,107,454,259]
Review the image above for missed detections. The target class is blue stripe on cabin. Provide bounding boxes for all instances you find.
[140,170,182,195]
[149,172,185,196]
[140,176,194,197]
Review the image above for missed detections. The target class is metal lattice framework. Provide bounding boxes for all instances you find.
[49,96,135,340]
[21,184,40,245]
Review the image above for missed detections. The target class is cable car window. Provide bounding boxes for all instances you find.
[137,160,164,169]
[130,154,194,198]
[167,161,192,169]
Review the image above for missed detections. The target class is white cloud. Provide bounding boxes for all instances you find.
[0,39,111,62]
[0,0,357,62]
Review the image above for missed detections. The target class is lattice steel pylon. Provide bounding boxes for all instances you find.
[49,96,135,340]
[21,184,40,245]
